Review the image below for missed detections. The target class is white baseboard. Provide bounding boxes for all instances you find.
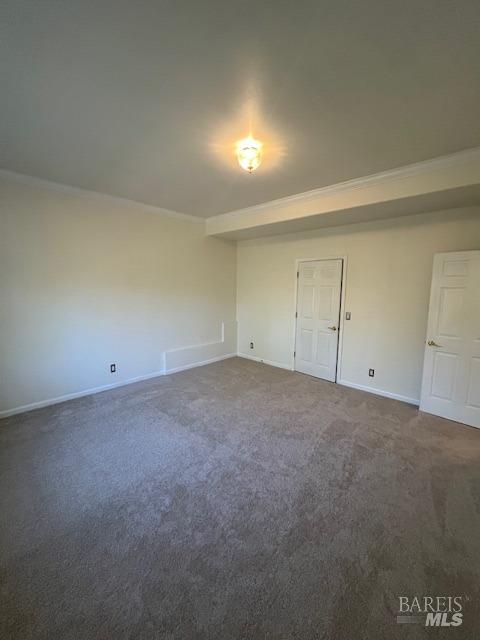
[337,379,419,406]
[1,356,419,419]
[1,352,238,419]
[238,353,293,371]
[0,369,166,419]
[236,356,419,406]
[165,353,236,375]
[1,320,237,419]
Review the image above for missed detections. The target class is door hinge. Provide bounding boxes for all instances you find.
[296,271,299,278]
[294,351,296,357]
[295,311,298,318]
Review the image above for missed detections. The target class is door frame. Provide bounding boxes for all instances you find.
[292,256,348,381]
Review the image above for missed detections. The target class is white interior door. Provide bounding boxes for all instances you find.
[295,259,342,382]
[420,250,480,428]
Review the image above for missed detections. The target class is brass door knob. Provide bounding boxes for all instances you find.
[427,340,442,347]
[328,326,337,331]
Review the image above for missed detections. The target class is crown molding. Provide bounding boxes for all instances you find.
[3,147,479,228]
[0,169,203,223]
[208,146,480,222]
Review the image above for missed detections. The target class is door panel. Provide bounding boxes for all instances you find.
[437,287,465,336]
[318,286,334,319]
[301,285,315,318]
[431,352,457,400]
[466,357,480,408]
[315,330,331,367]
[442,259,469,277]
[420,251,480,428]
[295,259,342,382]
[300,329,313,361]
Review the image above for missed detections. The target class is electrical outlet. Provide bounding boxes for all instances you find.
[110,363,116,373]
[369,368,374,377]
[249,342,254,350]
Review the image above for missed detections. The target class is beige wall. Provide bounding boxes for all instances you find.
[0,179,236,415]
[2,178,479,416]
[237,208,480,403]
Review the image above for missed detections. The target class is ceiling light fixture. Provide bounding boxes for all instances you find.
[236,136,262,173]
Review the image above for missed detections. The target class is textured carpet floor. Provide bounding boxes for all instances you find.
[1,357,479,639]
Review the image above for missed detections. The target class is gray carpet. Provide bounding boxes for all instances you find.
[1,357,479,639]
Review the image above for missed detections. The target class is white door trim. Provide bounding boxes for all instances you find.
[292,256,348,381]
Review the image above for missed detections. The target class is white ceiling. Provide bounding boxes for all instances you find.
[1,1,479,218]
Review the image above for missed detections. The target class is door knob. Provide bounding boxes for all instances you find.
[427,340,442,347]
[328,326,337,331]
